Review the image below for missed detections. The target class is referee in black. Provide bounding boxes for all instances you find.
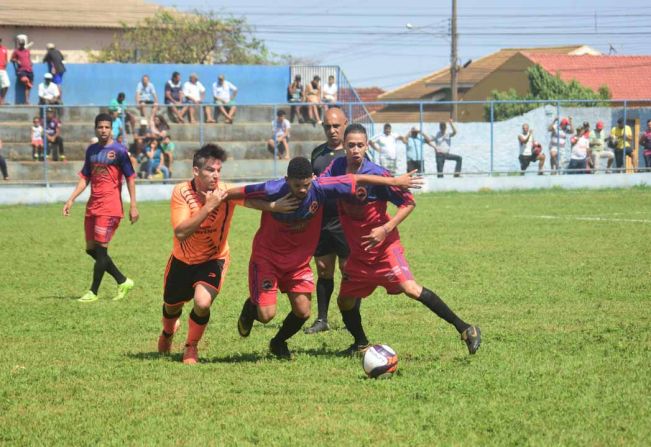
[304,107,349,334]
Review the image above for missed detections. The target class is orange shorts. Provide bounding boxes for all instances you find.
[84,215,121,244]
[248,257,314,307]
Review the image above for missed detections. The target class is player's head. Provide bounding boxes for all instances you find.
[192,144,227,191]
[285,156,314,200]
[344,123,368,166]
[323,107,348,148]
[95,113,113,144]
[383,123,392,135]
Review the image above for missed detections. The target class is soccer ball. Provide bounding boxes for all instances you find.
[362,344,398,379]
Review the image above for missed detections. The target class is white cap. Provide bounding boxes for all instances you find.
[44,73,53,79]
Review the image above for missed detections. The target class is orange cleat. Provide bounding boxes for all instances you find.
[182,344,198,365]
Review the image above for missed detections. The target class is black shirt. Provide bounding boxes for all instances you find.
[311,142,346,221]
[43,49,65,74]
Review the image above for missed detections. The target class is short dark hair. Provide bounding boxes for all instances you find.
[193,144,227,168]
[172,71,180,79]
[344,123,367,140]
[383,123,391,128]
[277,110,286,117]
[287,156,313,179]
[117,92,126,100]
[95,113,113,127]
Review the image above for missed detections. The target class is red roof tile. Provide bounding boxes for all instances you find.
[355,87,385,113]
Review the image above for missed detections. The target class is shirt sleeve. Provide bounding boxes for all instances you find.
[79,147,92,179]
[243,179,284,201]
[384,182,415,208]
[170,186,191,229]
[318,174,356,199]
[119,147,136,178]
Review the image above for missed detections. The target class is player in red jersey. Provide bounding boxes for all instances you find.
[322,123,481,355]
[63,113,138,302]
[229,157,422,359]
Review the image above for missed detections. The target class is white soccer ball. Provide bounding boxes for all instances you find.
[362,344,398,379]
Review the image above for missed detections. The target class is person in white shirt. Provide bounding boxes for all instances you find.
[267,110,291,159]
[369,123,405,174]
[135,74,158,118]
[182,73,213,123]
[518,123,545,175]
[568,126,590,174]
[212,74,238,124]
[432,119,462,178]
[322,75,337,110]
[38,73,61,106]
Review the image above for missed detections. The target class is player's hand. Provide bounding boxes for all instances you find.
[271,193,300,213]
[202,189,227,212]
[63,200,72,216]
[129,206,139,224]
[393,170,424,190]
[361,225,389,251]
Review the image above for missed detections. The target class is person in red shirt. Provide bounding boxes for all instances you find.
[0,37,9,105]
[63,113,139,302]
[10,37,33,104]
[322,123,481,356]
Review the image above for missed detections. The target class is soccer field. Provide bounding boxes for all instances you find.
[1,188,650,445]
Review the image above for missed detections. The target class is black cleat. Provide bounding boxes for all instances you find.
[461,325,481,354]
[304,318,330,334]
[237,301,254,338]
[339,342,371,357]
[269,338,292,360]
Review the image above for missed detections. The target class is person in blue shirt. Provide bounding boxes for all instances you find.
[404,127,436,173]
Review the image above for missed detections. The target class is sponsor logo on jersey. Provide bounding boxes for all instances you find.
[107,150,116,160]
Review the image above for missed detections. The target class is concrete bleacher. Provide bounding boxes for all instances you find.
[0,105,326,181]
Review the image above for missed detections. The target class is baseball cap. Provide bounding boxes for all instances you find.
[46,43,55,49]
[44,73,53,79]
[560,118,569,126]
[140,118,148,126]
[596,120,604,130]
[218,74,225,80]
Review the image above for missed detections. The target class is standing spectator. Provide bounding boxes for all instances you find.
[0,37,10,105]
[568,131,590,174]
[518,123,545,175]
[548,117,573,174]
[322,75,337,109]
[589,120,613,173]
[110,110,125,144]
[38,73,61,108]
[182,73,212,123]
[287,74,305,123]
[161,133,175,177]
[44,108,64,161]
[433,119,462,178]
[0,138,8,180]
[31,116,44,160]
[267,110,291,159]
[109,92,137,134]
[42,43,66,96]
[610,118,633,171]
[11,35,33,104]
[369,123,405,175]
[639,119,651,171]
[305,75,322,125]
[404,127,436,173]
[150,114,170,138]
[135,75,158,118]
[164,71,186,124]
[212,74,238,124]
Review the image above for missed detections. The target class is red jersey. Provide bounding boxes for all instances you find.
[11,48,32,72]
[0,45,8,70]
[79,141,135,217]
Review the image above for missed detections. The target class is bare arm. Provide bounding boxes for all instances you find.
[354,171,423,190]
[174,189,226,241]
[449,119,457,137]
[62,177,89,216]
[126,176,139,224]
[361,203,416,251]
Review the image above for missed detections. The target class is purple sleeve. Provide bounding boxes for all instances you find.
[79,147,92,179]
[244,178,285,200]
[119,147,135,178]
[317,174,356,199]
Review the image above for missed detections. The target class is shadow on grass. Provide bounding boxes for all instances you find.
[46,293,82,301]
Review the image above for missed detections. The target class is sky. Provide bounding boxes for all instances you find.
[154,0,651,92]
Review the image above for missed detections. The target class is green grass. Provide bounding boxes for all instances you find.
[1,188,650,446]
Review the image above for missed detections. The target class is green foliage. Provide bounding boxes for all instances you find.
[90,10,274,64]
[1,189,651,445]
[486,64,612,121]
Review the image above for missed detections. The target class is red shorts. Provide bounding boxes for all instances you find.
[249,257,314,307]
[84,215,121,244]
[340,243,414,298]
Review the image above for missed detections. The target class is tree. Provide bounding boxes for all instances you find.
[90,10,274,64]
[485,64,611,121]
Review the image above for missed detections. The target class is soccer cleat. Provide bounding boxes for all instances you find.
[113,278,134,301]
[182,344,199,365]
[237,301,254,338]
[461,325,482,355]
[340,342,371,357]
[78,291,98,303]
[304,318,330,334]
[157,319,181,354]
[269,338,292,360]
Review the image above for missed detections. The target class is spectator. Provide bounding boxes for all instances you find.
[287,74,305,123]
[138,139,156,179]
[44,108,64,161]
[0,138,8,180]
[404,127,436,173]
[135,75,158,118]
[109,92,137,134]
[609,118,633,171]
[548,117,573,174]
[31,116,44,160]
[518,123,545,175]
[212,74,238,124]
[150,114,170,138]
[305,75,323,125]
[322,75,337,109]
[639,119,651,172]
[369,123,404,174]
[110,110,125,143]
[128,133,146,168]
[11,35,33,104]
[433,119,462,178]
[164,71,186,124]
[161,133,175,177]
[148,139,169,180]
[38,73,61,108]
[568,129,590,174]
[182,73,212,123]
[267,109,291,159]
[589,120,613,174]
[42,43,66,95]
[0,37,9,105]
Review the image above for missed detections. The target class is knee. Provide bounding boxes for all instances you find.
[316,260,335,279]
[293,307,311,320]
[257,306,276,323]
[402,282,422,299]
[337,295,356,311]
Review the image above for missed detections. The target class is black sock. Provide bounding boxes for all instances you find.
[243,298,260,322]
[340,300,368,346]
[418,287,470,334]
[92,246,127,286]
[86,248,97,259]
[190,308,210,325]
[90,247,110,294]
[316,278,334,321]
[273,311,308,343]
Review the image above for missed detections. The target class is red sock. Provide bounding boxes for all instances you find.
[162,315,180,336]
[186,317,208,346]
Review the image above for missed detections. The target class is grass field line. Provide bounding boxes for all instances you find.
[519,214,651,223]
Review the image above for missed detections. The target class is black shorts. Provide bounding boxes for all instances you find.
[163,256,226,305]
[314,218,350,258]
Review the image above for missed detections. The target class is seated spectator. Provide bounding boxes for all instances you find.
[43,43,66,95]
[135,74,158,118]
[150,139,170,180]
[109,92,137,134]
[44,108,64,161]
[129,134,146,168]
[182,73,213,123]
[589,120,613,173]
[639,119,651,172]
[287,74,305,123]
[568,128,590,174]
[518,123,545,175]
[164,71,187,124]
[322,75,337,109]
[369,123,404,175]
[0,138,8,180]
[0,37,9,105]
[266,109,291,160]
[609,118,633,171]
[138,139,155,178]
[548,117,573,174]
[161,133,175,177]
[38,73,61,110]
[433,119,462,178]
[11,35,33,104]
[31,116,44,161]
[212,74,238,124]
[150,114,170,138]
[305,75,322,125]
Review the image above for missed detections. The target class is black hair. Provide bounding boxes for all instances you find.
[95,113,113,127]
[287,156,313,179]
[193,144,228,168]
[383,123,391,128]
[117,92,126,100]
[277,109,286,117]
[344,123,367,140]
[172,71,180,79]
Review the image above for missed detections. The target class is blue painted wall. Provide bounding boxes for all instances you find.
[9,63,290,106]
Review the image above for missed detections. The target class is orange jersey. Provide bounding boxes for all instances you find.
[170,180,242,265]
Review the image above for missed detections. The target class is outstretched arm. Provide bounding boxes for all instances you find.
[244,194,300,213]
[361,204,415,251]
[354,171,423,190]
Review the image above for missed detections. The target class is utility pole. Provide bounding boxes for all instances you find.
[450,0,458,120]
